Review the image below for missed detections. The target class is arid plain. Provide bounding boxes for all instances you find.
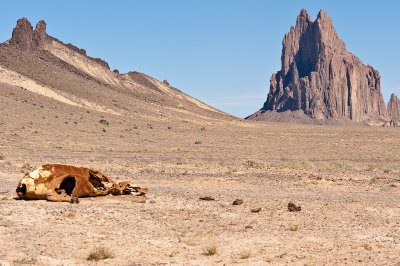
[1,112,400,265]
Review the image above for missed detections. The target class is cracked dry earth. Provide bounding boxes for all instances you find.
[0,120,400,265]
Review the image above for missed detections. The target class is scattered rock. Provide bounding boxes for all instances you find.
[149,200,156,204]
[199,196,215,201]
[167,126,172,130]
[113,69,120,74]
[201,127,206,131]
[163,80,170,86]
[245,225,253,229]
[232,199,244,205]
[99,119,109,125]
[250,207,261,213]
[195,141,202,144]
[288,202,301,212]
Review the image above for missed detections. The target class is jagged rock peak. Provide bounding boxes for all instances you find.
[9,17,48,51]
[296,9,312,26]
[248,9,388,124]
[317,9,327,19]
[9,18,33,50]
[33,20,48,48]
[388,93,400,123]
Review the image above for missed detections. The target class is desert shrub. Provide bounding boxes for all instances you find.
[239,250,251,259]
[243,159,262,169]
[203,245,217,256]
[87,247,114,261]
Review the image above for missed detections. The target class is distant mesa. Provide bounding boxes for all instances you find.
[247,9,399,126]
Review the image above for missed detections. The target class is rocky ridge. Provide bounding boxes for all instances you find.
[7,17,110,69]
[0,17,228,126]
[248,9,397,126]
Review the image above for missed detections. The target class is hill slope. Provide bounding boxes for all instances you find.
[0,18,233,134]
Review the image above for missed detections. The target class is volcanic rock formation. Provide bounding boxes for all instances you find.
[248,9,389,124]
[388,93,400,126]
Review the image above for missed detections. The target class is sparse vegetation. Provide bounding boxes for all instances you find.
[288,223,299,231]
[0,219,15,227]
[239,250,251,259]
[366,164,375,171]
[243,159,263,169]
[202,245,217,256]
[13,255,37,265]
[21,162,31,169]
[87,247,114,261]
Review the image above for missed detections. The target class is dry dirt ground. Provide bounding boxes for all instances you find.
[1,116,400,265]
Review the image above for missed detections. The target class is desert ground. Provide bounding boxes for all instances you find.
[1,112,400,265]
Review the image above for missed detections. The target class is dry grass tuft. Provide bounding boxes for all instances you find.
[13,255,37,265]
[239,250,251,259]
[202,244,217,256]
[288,223,299,231]
[87,247,114,261]
[366,164,375,171]
[0,219,15,227]
[243,159,263,169]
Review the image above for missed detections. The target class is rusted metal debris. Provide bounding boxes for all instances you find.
[16,164,148,202]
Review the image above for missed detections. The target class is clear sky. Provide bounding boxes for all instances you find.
[1,1,399,118]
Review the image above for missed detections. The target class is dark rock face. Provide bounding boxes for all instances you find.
[249,9,388,123]
[7,17,110,69]
[9,18,48,51]
[32,20,47,48]
[9,18,34,50]
[388,93,400,124]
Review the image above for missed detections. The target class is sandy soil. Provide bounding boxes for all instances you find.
[1,116,400,265]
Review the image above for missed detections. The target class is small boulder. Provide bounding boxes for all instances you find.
[288,202,301,212]
[199,196,215,201]
[250,207,261,213]
[232,199,243,205]
[99,119,109,125]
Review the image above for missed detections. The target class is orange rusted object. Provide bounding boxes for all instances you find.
[16,164,147,202]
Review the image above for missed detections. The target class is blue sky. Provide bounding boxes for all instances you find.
[1,1,399,118]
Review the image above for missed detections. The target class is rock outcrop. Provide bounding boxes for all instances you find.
[7,17,110,69]
[248,9,388,124]
[9,18,48,51]
[388,93,400,124]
